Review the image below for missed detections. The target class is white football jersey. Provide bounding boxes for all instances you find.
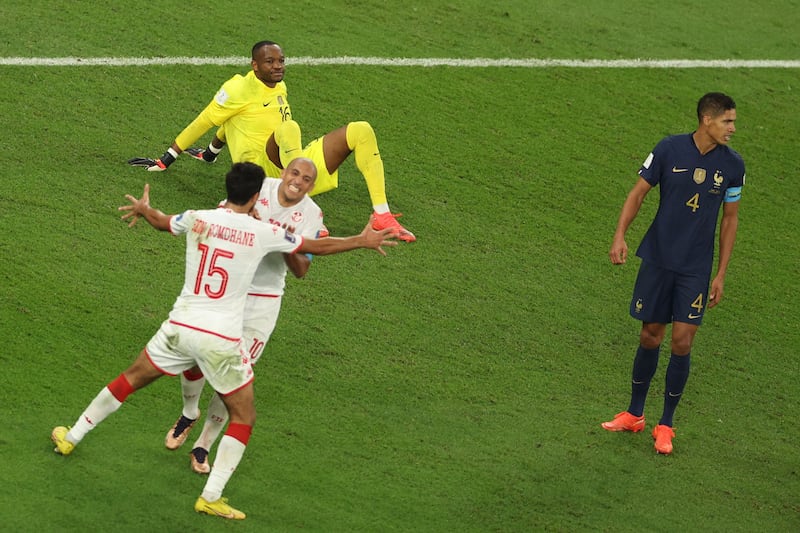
[249,178,324,295]
[166,207,302,339]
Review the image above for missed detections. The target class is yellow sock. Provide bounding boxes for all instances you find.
[346,121,388,208]
[274,119,303,167]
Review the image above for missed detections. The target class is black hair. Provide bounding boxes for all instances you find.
[251,40,280,59]
[697,92,736,121]
[225,162,265,205]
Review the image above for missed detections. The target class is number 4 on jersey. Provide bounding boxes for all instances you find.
[686,193,700,213]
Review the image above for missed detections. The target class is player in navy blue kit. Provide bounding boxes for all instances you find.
[601,92,745,455]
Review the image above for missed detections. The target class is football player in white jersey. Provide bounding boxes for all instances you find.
[51,160,397,521]
[165,157,325,474]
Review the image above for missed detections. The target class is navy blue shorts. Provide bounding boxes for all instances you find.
[629,261,710,325]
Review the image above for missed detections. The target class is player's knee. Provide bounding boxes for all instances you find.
[276,119,301,138]
[347,120,375,143]
[639,327,665,349]
[670,337,693,356]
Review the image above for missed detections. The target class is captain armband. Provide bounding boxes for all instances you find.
[724,186,742,202]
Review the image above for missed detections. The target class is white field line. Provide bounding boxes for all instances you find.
[1,57,800,68]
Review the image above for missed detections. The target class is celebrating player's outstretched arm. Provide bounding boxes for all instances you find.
[118,183,171,230]
[119,166,399,256]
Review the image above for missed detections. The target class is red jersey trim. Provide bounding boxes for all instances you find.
[221,375,255,397]
[168,320,241,342]
[143,347,178,376]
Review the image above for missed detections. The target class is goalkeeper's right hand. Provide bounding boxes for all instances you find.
[127,157,168,172]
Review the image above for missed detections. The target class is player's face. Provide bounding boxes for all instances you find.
[278,159,317,205]
[705,108,737,145]
[252,45,285,87]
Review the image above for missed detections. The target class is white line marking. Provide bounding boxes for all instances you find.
[1,57,799,68]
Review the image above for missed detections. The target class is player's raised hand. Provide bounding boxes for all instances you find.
[119,183,152,227]
[127,157,168,172]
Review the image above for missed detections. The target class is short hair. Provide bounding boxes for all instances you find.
[251,40,280,59]
[285,156,318,181]
[696,92,736,122]
[225,162,265,205]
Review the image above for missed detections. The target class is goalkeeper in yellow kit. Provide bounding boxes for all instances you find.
[128,40,414,242]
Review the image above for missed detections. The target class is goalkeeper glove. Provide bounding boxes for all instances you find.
[184,147,217,163]
[128,148,178,171]
[185,145,222,163]
[127,157,168,171]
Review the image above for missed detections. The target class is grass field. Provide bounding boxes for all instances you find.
[2,1,799,531]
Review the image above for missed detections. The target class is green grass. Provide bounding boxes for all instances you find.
[2,1,799,531]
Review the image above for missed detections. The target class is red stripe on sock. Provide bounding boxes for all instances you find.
[225,423,253,445]
[107,373,135,402]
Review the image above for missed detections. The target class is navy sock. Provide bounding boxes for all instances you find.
[627,345,660,417]
[660,353,691,427]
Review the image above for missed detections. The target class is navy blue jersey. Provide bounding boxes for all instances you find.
[636,133,745,275]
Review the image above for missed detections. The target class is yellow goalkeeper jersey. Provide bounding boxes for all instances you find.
[175,70,291,167]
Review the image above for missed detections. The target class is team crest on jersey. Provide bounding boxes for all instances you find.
[277,96,284,105]
[291,211,303,223]
[693,168,706,184]
[635,299,643,314]
[708,170,724,195]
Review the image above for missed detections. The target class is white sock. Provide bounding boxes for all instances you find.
[373,203,390,215]
[201,435,246,502]
[68,387,123,443]
[181,374,206,420]
[192,393,229,451]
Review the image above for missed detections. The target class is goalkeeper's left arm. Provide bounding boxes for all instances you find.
[128,111,217,172]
